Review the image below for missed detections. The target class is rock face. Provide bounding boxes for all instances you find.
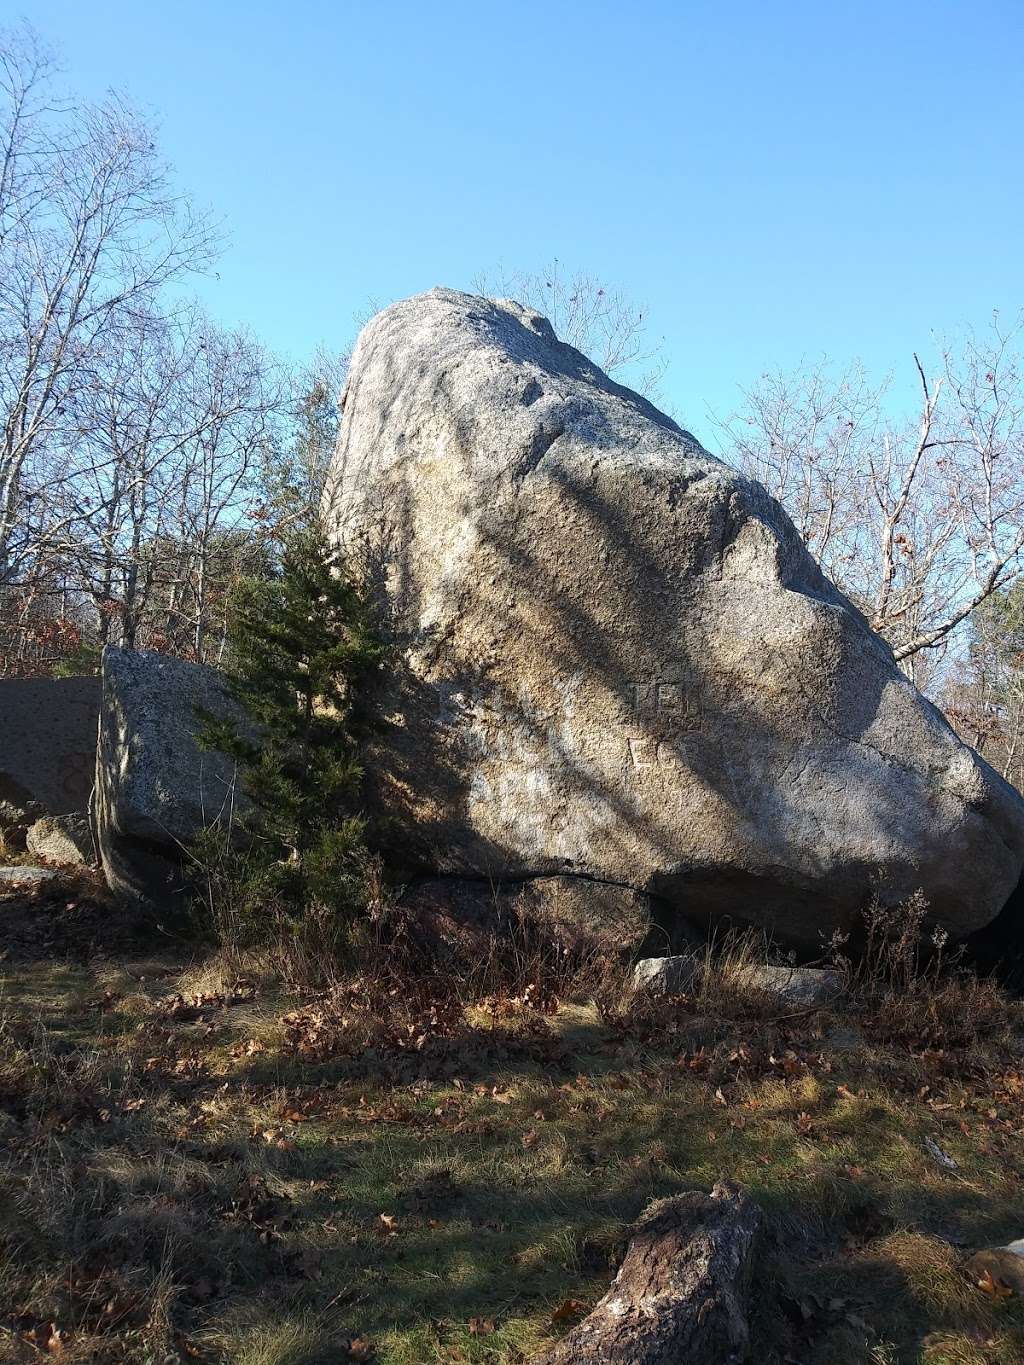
[326,288,1024,949]
[0,675,101,812]
[95,647,248,908]
[26,812,94,866]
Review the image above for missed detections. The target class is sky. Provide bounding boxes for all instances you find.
[22,0,1024,449]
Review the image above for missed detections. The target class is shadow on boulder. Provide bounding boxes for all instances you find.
[965,872,1024,993]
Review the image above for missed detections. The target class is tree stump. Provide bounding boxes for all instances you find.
[534,1182,762,1364]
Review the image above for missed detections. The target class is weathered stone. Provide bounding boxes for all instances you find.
[26,812,94,866]
[95,647,249,908]
[632,955,841,1004]
[326,288,1024,949]
[0,865,59,884]
[732,963,842,1005]
[633,953,702,996]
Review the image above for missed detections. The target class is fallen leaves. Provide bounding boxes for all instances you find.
[22,1321,65,1354]
[975,1267,1014,1300]
[229,1036,266,1058]
[6,912,1024,1365]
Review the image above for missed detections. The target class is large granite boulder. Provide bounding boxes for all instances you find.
[325,288,1024,950]
[95,647,248,908]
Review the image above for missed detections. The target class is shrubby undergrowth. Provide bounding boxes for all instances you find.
[191,522,384,980]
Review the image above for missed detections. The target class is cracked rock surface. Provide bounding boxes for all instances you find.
[326,287,1024,948]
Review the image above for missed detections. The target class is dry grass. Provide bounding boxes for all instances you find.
[0,888,1022,1362]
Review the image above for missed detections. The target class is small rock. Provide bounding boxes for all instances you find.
[733,963,842,1006]
[0,865,59,884]
[26,812,94,866]
[632,953,701,995]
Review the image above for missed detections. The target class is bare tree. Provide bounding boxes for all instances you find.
[942,582,1024,792]
[473,259,667,395]
[0,23,215,586]
[0,26,347,678]
[168,323,280,661]
[717,316,1024,682]
[45,307,281,662]
[57,307,196,651]
[277,345,348,520]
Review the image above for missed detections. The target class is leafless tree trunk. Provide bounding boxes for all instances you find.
[534,1183,762,1365]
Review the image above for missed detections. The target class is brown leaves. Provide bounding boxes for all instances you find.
[770,1048,808,1079]
[550,1298,586,1324]
[14,1321,67,1355]
[220,1174,291,1243]
[346,1337,374,1360]
[975,1267,1014,1300]
[229,1036,266,1058]
[795,1110,815,1135]
[158,984,253,1024]
[468,1315,496,1335]
[279,985,567,1083]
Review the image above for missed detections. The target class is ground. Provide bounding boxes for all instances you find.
[1,873,1024,1364]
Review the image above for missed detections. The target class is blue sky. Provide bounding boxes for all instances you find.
[24,0,1024,447]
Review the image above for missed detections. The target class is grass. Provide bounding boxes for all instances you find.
[0,884,1023,1362]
